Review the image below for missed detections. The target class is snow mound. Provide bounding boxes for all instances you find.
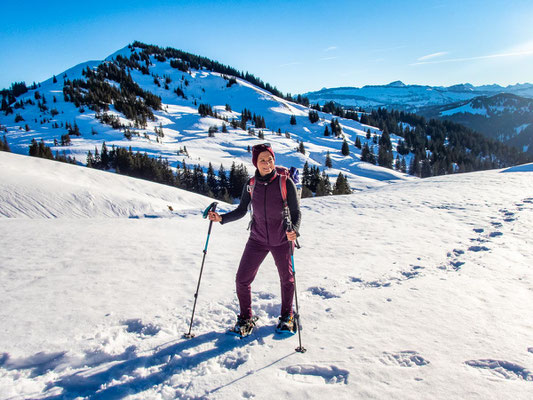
[0,152,212,218]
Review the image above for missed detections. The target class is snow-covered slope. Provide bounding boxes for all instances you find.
[0,44,412,193]
[1,152,532,399]
[304,81,533,112]
[0,152,212,218]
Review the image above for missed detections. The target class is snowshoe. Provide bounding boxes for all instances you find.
[227,316,258,338]
[275,314,297,335]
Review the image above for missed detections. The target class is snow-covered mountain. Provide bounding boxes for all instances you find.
[1,151,532,399]
[0,43,412,193]
[304,81,533,113]
[421,93,533,154]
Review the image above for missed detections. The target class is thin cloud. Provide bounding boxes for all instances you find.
[417,51,448,61]
[324,46,338,52]
[320,56,338,61]
[411,50,533,65]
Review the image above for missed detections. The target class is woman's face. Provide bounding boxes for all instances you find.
[257,150,275,176]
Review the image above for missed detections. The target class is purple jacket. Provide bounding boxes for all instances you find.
[221,169,301,246]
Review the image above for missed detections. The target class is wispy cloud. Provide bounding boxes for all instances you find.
[412,49,533,65]
[320,56,338,61]
[417,51,448,61]
[324,46,338,52]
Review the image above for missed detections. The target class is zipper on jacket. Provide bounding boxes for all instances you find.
[263,182,270,244]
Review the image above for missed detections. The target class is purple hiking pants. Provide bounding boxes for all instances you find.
[236,238,294,319]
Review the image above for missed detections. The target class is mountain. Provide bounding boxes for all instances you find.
[0,42,412,194]
[1,151,532,399]
[304,82,533,113]
[0,41,528,196]
[304,83,533,154]
[420,93,533,154]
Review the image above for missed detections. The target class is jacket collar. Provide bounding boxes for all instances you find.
[255,169,277,184]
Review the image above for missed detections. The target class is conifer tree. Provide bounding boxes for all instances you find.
[298,141,305,155]
[324,126,330,136]
[290,115,296,125]
[325,151,332,168]
[401,157,407,173]
[218,164,228,197]
[333,172,352,195]
[355,136,362,149]
[341,140,350,156]
[207,163,217,197]
[1,135,10,152]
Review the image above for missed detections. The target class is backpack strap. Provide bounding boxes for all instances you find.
[279,174,288,207]
[246,177,256,230]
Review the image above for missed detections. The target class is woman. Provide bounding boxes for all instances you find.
[208,143,301,336]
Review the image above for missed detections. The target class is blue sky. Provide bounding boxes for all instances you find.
[1,0,533,94]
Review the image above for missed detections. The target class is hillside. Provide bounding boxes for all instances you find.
[422,93,533,154]
[0,42,411,195]
[1,42,529,198]
[1,151,532,399]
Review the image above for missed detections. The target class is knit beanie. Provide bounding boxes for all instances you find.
[252,144,275,167]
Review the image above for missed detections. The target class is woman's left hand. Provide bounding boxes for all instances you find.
[286,231,297,241]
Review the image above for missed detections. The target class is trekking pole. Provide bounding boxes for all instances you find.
[283,205,306,353]
[184,201,218,339]
[289,237,306,353]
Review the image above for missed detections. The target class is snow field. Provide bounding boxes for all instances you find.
[1,153,532,399]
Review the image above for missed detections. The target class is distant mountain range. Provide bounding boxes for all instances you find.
[304,81,533,112]
[304,82,533,153]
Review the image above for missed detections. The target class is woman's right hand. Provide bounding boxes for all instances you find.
[208,211,222,222]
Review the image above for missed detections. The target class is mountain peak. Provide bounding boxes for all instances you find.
[386,80,406,88]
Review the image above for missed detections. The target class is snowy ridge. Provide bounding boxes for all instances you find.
[1,153,532,399]
[0,152,212,218]
[305,81,533,112]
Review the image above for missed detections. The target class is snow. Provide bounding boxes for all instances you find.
[440,103,488,117]
[305,82,533,112]
[1,152,533,399]
[0,45,414,195]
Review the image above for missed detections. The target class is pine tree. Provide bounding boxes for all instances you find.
[1,135,10,152]
[355,136,362,149]
[325,151,332,168]
[333,172,352,195]
[324,126,330,136]
[341,140,350,156]
[290,115,297,125]
[207,163,217,197]
[218,164,228,197]
[400,157,407,173]
[298,141,305,155]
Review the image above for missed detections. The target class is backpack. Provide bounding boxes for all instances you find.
[247,166,299,208]
[246,166,299,228]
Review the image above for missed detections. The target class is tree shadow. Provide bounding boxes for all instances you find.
[39,326,274,399]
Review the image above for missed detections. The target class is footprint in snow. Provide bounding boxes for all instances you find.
[219,349,249,369]
[465,359,533,381]
[122,319,160,336]
[380,351,430,367]
[489,231,503,238]
[308,286,340,299]
[473,228,484,233]
[491,221,503,227]
[282,364,349,384]
[450,260,465,270]
[468,245,490,252]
